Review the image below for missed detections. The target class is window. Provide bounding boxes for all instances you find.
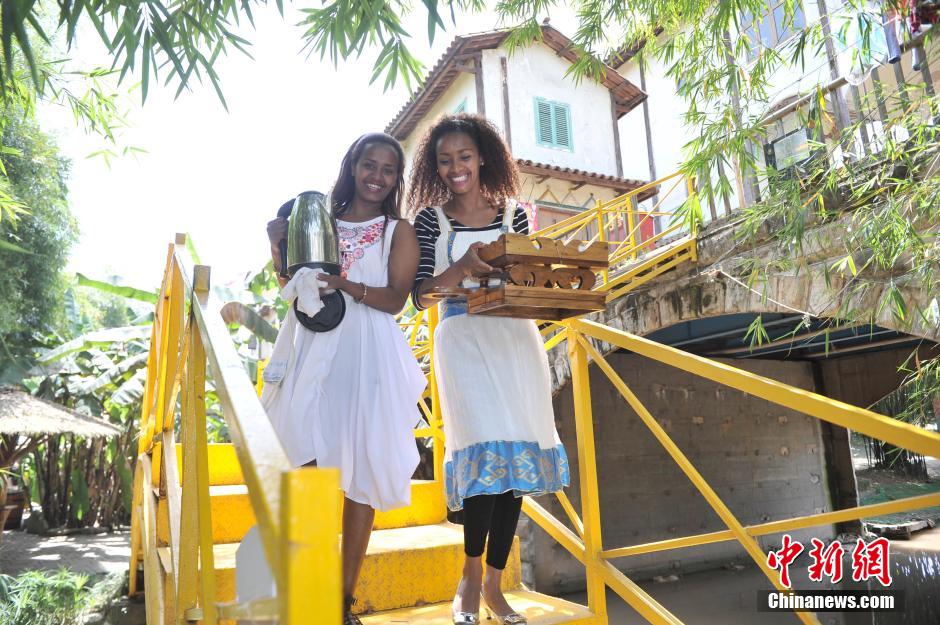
[741,2,805,60]
[454,98,468,114]
[534,98,572,150]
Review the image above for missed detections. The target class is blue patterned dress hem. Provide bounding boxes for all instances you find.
[444,440,570,511]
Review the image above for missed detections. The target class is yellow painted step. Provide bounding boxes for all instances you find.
[375,479,446,530]
[175,442,245,486]
[357,522,520,614]
[360,590,595,625]
[176,442,445,529]
[211,542,241,605]
[210,522,520,614]
[157,485,253,546]
[161,476,444,542]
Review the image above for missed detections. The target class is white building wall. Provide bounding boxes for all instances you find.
[504,43,618,175]
[481,49,506,138]
[616,62,651,183]
[399,72,478,191]
[617,53,697,216]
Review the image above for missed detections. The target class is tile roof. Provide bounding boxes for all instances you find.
[385,24,647,140]
[517,159,657,200]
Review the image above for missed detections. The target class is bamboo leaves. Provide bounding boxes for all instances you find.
[300,0,427,92]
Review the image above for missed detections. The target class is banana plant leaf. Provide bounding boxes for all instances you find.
[73,352,149,396]
[220,301,278,344]
[39,326,152,364]
[77,273,158,304]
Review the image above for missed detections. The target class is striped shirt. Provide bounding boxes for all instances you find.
[411,205,530,310]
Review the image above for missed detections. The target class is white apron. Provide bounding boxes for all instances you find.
[431,203,569,511]
[262,216,426,512]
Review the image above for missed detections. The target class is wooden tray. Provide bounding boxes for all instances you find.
[467,285,607,321]
[477,234,609,269]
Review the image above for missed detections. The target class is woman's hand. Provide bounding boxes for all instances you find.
[267,218,290,288]
[455,242,494,278]
[317,273,362,299]
[266,217,288,247]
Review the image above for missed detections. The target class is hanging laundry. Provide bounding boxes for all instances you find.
[882,8,902,64]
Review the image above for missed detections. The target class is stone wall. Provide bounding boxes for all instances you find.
[528,354,834,593]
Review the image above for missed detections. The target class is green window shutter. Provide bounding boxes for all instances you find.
[534,97,572,149]
[553,102,572,149]
[535,98,554,145]
[454,99,467,114]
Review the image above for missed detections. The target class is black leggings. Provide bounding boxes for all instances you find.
[462,491,523,570]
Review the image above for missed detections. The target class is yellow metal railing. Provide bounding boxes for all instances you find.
[512,319,940,625]
[129,234,342,624]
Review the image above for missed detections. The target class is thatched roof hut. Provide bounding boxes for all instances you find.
[0,386,121,469]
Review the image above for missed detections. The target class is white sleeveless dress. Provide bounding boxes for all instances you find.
[261,216,426,512]
[430,203,569,511]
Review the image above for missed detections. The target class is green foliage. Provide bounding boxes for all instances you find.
[21,319,148,527]
[76,273,158,304]
[862,356,940,477]
[0,569,124,625]
[0,108,75,377]
[0,569,89,625]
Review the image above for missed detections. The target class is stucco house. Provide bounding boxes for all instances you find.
[385,22,657,239]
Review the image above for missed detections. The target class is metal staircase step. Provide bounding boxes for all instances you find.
[175,443,245,486]
[157,480,447,546]
[360,590,595,625]
[374,479,447,530]
[157,485,253,545]
[173,441,446,531]
[208,522,520,614]
[356,521,520,613]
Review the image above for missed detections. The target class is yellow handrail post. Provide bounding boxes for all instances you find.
[427,305,445,482]
[626,196,638,261]
[177,317,199,623]
[565,327,607,622]
[594,201,609,286]
[686,176,699,239]
[152,238,187,488]
[191,265,219,625]
[278,467,342,624]
[128,459,144,598]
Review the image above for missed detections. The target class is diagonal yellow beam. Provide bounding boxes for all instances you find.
[555,490,585,538]
[522,498,684,625]
[601,493,940,559]
[575,334,821,625]
[570,319,940,460]
[597,560,686,625]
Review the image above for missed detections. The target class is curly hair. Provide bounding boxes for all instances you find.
[407,113,520,213]
[332,132,406,220]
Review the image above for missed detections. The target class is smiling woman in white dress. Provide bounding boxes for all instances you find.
[409,115,569,625]
[262,132,426,625]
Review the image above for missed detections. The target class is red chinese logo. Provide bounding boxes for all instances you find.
[766,536,893,588]
[808,538,844,583]
[766,534,804,588]
[851,537,893,586]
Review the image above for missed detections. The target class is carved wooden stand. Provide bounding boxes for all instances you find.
[431,234,610,321]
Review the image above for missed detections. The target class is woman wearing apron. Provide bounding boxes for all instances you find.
[409,115,569,624]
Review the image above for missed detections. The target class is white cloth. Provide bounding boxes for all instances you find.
[430,203,568,511]
[280,267,326,317]
[262,217,426,511]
